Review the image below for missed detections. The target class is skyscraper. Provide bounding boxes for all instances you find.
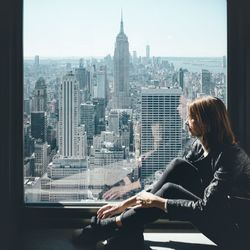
[93,97,105,135]
[34,140,48,176]
[75,62,87,91]
[201,69,212,95]
[80,102,95,143]
[140,87,182,185]
[59,72,86,157]
[146,45,150,58]
[113,13,130,109]
[32,77,47,112]
[24,123,35,158]
[94,67,107,101]
[31,111,47,142]
[34,55,39,68]
[178,68,184,89]
[108,110,119,134]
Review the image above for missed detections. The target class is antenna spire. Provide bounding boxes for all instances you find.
[120,9,124,33]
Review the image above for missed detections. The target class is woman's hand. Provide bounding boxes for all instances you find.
[134,191,166,210]
[102,185,130,200]
[97,203,125,219]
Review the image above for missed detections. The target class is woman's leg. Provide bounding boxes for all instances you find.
[150,158,203,197]
[73,183,199,246]
[120,182,200,228]
[191,211,249,249]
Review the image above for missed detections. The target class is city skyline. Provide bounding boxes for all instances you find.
[23,55,227,202]
[24,0,227,58]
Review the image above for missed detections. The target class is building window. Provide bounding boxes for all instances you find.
[23,0,227,204]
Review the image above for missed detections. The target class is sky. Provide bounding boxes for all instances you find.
[24,0,227,58]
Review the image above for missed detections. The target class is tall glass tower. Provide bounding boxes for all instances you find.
[140,87,182,185]
[59,72,86,158]
[32,77,47,112]
[113,13,130,109]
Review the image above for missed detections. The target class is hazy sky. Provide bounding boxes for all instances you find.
[24,0,227,58]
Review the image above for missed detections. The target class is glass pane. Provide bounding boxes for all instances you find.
[23,0,227,203]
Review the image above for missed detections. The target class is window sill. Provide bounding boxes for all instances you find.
[21,204,195,231]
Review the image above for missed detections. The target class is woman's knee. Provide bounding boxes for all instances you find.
[156,182,179,198]
[170,157,188,167]
[167,157,191,173]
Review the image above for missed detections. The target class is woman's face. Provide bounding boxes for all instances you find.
[185,114,200,136]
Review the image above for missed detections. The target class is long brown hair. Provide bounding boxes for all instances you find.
[188,96,237,151]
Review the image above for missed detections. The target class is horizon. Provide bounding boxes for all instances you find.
[24,55,226,60]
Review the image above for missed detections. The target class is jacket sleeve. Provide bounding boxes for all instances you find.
[166,152,232,220]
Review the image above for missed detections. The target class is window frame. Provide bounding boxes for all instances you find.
[3,0,250,229]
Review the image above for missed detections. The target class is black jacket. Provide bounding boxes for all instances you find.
[167,141,250,225]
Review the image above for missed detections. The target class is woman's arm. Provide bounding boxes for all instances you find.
[97,191,139,219]
[134,191,167,211]
[129,152,232,220]
[166,152,232,220]
[98,189,168,219]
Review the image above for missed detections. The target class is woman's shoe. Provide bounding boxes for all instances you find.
[96,228,145,250]
[71,225,97,246]
[71,216,118,246]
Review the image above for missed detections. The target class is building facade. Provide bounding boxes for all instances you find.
[140,87,182,185]
[59,72,86,157]
[80,102,95,143]
[112,14,130,109]
[32,77,47,112]
[31,111,47,143]
[201,69,212,95]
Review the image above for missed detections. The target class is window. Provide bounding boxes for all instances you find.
[23,0,227,204]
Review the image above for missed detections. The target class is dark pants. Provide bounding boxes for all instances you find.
[120,158,248,249]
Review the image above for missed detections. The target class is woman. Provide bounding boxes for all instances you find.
[73,96,250,249]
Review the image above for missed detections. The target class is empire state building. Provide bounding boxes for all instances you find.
[113,14,130,109]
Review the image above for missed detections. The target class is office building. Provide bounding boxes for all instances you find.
[31,111,47,143]
[178,68,184,89]
[24,123,35,158]
[146,45,150,58]
[201,69,212,95]
[93,97,105,135]
[34,55,39,67]
[75,63,87,91]
[108,110,119,134]
[132,50,137,64]
[113,14,130,109]
[80,102,95,142]
[58,72,86,158]
[47,157,88,179]
[140,87,182,184]
[94,67,107,100]
[34,140,48,176]
[32,77,47,112]
[93,148,124,166]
